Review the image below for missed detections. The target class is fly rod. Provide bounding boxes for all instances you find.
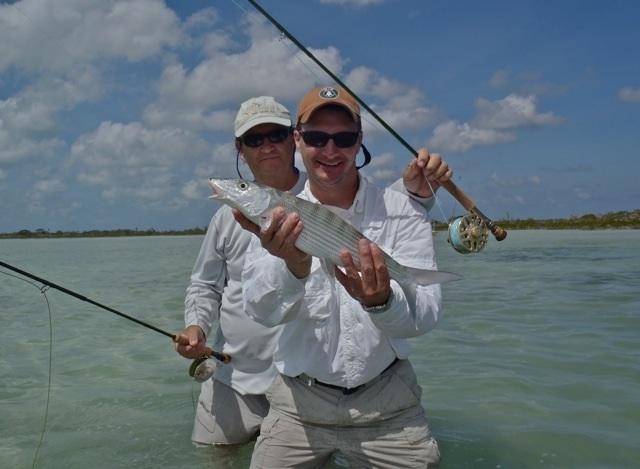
[246,0,507,244]
[0,260,231,364]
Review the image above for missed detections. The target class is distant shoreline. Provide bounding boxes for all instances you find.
[1,210,638,239]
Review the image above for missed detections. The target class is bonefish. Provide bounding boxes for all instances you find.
[208,178,461,287]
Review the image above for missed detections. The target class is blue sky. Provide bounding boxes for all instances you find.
[0,0,638,232]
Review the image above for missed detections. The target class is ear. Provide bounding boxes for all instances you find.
[293,129,303,148]
[234,139,242,153]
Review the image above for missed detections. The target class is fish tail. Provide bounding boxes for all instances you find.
[400,265,462,286]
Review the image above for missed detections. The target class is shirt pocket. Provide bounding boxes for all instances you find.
[362,219,390,253]
[301,259,335,322]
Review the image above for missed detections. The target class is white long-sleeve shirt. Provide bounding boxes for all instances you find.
[184,173,307,394]
[242,176,443,389]
[184,171,436,395]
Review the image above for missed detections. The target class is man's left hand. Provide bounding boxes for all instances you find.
[402,148,453,198]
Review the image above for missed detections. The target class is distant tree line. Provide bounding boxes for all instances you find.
[0,227,206,239]
[1,210,638,239]
[432,209,640,231]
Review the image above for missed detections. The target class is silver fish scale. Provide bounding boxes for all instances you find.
[208,178,460,287]
[278,192,409,280]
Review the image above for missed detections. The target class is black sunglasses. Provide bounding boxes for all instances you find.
[239,127,291,148]
[299,130,360,148]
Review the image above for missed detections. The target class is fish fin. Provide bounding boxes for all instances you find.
[403,266,462,286]
[259,213,272,231]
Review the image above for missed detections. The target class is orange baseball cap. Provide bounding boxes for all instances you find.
[297,85,360,124]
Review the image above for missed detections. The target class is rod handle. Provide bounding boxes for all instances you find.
[440,180,507,241]
[173,334,231,363]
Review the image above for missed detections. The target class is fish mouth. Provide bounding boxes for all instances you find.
[207,178,223,199]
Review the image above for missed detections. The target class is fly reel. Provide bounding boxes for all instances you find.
[189,357,217,383]
[447,213,489,254]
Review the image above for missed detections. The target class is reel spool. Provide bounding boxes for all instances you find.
[447,213,489,254]
[189,357,217,383]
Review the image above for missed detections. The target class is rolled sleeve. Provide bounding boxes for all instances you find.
[388,177,436,212]
[367,282,442,338]
[365,191,443,338]
[184,217,226,337]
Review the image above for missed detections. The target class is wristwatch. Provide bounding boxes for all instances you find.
[361,295,392,313]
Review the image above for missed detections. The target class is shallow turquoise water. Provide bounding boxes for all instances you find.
[1,230,639,468]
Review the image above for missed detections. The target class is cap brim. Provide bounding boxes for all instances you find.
[235,116,292,137]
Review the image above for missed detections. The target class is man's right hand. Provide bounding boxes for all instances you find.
[258,207,311,279]
[174,325,207,359]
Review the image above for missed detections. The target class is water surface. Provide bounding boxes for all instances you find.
[1,231,638,468]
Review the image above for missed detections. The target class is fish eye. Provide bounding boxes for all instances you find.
[238,181,248,190]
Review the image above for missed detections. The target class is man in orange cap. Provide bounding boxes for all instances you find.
[241,85,445,467]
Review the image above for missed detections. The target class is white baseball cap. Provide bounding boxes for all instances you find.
[234,96,291,137]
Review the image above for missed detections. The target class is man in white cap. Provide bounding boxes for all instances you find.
[175,94,452,447]
[241,85,445,468]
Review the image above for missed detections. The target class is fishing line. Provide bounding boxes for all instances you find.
[241,0,507,251]
[230,0,452,231]
[229,0,379,170]
[0,268,53,469]
[230,0,337,91]
[0,261,231,364]
[232,0,452,225]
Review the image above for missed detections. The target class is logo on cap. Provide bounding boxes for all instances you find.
[319,86,339,100]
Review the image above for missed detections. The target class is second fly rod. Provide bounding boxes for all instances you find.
[0,260,230,368]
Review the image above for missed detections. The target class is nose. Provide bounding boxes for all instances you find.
[259,140,277,152]
[321,138,340,155]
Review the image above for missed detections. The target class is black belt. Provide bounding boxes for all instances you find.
[303,358,400,395]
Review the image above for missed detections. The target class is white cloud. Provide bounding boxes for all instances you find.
[71,121,210,208]
[488,68,565,96]
[0,69,103,165]
[1,69,103,134]
[474,94,562,130]
[180,141,240,201]
[618,87,640,103]
[0,0,181,74]
[1,95,55,134]
[0,0,178,171]
[34,177,65,194]
[181,180,202,200]
[362,151,398,183]
[344,66,439,134]
[184,7,218,31]
[142,12,439,141]
[141,16,347,131]
[427,94,563,153]
[429,121,514,153]
[0,127,64,164]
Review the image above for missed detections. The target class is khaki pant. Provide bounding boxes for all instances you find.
[192,378,269,445]
[250,360,440,468]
